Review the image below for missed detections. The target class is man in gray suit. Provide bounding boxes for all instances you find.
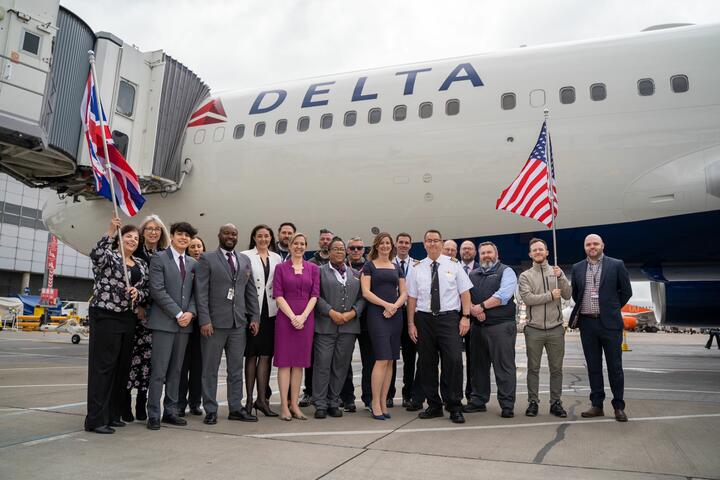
[312,237,365,419]
[195,224,261,425]
[146,221,199,431]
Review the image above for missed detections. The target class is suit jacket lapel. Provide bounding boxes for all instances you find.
[216,248,233,280]
[598,257,608,289]
[578,261,588,293]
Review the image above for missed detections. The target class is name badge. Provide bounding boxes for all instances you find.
[590,291,599,299]
[227,288,235,300]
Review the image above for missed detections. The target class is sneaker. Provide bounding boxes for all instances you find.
[343,402,357,413]
[299,393,311,408]
[525,401,538,417]
[550,401,567,418]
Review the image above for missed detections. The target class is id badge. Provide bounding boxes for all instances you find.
[227,288,235,300]
[590,290,599,299]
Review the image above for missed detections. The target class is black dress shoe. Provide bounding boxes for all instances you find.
[550,402,567,418]
[406,401,423,412]
[228,409,258,422]
[162,414,187,426]
[402,398,411,408]
[204,413,217,425]
[462,403,487,413]
[418,407,443,419]
[525,401,538,417]
[327,407,343,418]
[386,398,394,408]
[109,419,126,427]
[147,418,161,430]
[177,410,186,418]
[343,402,356,413]
[85,425,115,434]
[614,409,628,422]
[314,409,327,419]
[190,406,203,416]
[501,409,514,418]
[450,411,465,424]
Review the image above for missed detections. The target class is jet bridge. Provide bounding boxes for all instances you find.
[0,0,209,197]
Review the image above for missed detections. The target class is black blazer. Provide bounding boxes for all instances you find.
[570,255,632,330]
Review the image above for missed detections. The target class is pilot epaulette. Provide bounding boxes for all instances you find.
[450,257,458,262]
[413,259,422,266]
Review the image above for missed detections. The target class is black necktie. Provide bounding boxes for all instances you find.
[179,255,186,280]
[464,265,470,275]
[431,261,440,315]
[400,260,406,276]
[226,252,236,276]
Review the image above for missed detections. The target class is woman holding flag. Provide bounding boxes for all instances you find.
[85,215,149,434]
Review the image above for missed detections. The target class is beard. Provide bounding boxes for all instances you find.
[480,259,497,269]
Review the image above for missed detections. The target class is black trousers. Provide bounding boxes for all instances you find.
[415,311,463,412]
[706,332,720,349]
[464,333,472,399]
[303,334,316,396]
[579,316,625,410]
[469,321,517,410]
[84,308,135,430]
[400,307,423,402]
[178,326,203,410]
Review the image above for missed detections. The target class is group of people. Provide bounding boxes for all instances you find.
[83,215,633,435]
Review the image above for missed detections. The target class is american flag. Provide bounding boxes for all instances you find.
[81,72,145,217]
[495,121,558,228]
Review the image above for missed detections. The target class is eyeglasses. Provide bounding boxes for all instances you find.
[348,246,364,251]
[145,227,162,233]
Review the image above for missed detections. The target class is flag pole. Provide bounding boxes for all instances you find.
[543,108,559,267]
[88,50,131,290]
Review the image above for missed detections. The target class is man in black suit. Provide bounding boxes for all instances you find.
[459,240,479,400]
[570,234,632,422]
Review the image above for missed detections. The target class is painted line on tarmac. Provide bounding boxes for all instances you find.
[1,401,88,417]
[0,366,86,371]
[0,351,85,359]
[10,431,81,448]
[0,383,87,389]
[247,412,720,439]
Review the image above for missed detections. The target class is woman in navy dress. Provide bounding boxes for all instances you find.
[361,232,407,419]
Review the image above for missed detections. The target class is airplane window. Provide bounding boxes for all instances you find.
[637,79,654,96]
[393,105,407,121]
[116,80,136,117]
[501,93,516,110]
[320,114,333,129]
[590,83,607,101]
[671,75,689,93]
[233,124,245,139]
[275,119,287,134]
[419,102,433,119]
[112,130,129,157]
[193,129,205,144]
[446,99,460,116]
[368,108,382,124]
[213,127,225,142]
[298,116,310,132]
[344,111,357,127]
[530,89,546,107]
[254,122,266,137]
[559,87,575,104]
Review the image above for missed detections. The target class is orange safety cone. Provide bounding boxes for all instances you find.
[622,330,632,352]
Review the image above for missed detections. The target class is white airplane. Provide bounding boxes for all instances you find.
[42,22,720,327]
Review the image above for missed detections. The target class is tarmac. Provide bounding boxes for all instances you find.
[0,329,719,480]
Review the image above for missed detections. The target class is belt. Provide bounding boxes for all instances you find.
[580,313,600,319]
[417,310,459,317]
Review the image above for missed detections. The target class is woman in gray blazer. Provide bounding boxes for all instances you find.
[312,237,365,419]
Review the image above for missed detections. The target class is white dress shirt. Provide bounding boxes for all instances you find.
[220,247,236,270]
[169,246,186,319]
[406,255,473,312]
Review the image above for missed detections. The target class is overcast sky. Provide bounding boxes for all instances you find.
[62,0,720,93]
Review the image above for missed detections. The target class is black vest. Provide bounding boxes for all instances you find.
[469,263,516,325]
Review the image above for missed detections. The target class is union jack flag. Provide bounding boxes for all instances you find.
[495,121,558,228]
[81,72,145,217]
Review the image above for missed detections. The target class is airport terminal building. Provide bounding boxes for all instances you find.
[0,173,92,300]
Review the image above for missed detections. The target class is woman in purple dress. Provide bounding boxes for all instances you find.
[273,232,320,421]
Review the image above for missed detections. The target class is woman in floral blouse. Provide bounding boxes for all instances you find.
[123,214,169,422]
[84,216,149,434]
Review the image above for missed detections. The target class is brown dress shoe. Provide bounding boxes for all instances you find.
[581,406,605,418]
[614,409,628,422]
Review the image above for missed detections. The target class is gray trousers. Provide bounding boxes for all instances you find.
[148,330,190,419]
[524,325,565,404]
[469,321,517,410]
[312,333,356,410]
[201,327,246,414]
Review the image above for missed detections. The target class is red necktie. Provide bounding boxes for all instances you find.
[226,252,236,276]
[179,255,186,280]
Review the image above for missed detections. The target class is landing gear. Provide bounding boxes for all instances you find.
[71,334,81,344]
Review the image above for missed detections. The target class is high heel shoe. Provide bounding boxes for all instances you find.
[253,400,279,417]
[371,408,386,420]
[291,410,308,420]
[382,412,392,419]
[279,410,292,421]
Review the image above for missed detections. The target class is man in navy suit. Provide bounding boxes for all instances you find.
[570,234,632,422]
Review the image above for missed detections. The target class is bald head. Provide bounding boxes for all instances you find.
[442,240,458,258]
[460,240,476,263]
[584,233,604,261]
[218,224,238,250]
